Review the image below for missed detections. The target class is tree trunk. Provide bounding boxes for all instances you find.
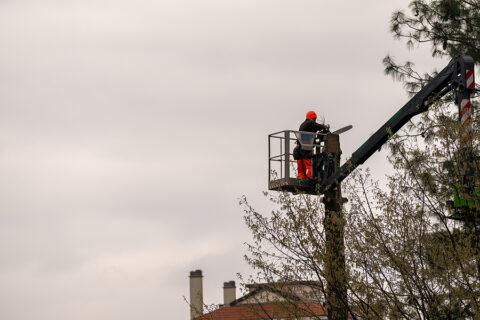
[324,133,348,320]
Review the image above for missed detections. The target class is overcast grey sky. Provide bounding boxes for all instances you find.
[0,1,451,319]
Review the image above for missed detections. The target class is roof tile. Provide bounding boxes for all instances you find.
[194,303,327,320]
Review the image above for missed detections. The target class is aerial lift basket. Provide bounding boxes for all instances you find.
[268,130,322,194]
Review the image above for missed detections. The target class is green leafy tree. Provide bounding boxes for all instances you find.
[241,1,480,319]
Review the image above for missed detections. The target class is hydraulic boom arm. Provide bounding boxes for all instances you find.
[320,55,475,193]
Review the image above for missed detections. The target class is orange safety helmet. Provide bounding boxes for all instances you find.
[306,111,317,121]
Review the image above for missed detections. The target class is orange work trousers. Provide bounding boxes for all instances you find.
[297,158,312,179]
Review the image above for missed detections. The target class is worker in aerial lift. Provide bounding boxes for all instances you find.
[295,111,329,179]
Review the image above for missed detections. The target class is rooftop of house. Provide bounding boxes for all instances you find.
[194,302,327,320]
[194,280,327,320]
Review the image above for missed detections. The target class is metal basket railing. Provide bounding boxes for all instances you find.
[268,130,325,186]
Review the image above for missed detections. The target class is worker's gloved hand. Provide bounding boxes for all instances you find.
[325,124,330,132]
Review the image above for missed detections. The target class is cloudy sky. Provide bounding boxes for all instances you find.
[0,0,452,319]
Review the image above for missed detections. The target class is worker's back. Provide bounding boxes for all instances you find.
[299,119,327,133]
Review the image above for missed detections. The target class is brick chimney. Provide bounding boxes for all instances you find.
[223,280,236,305]
[189,270,203,319]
